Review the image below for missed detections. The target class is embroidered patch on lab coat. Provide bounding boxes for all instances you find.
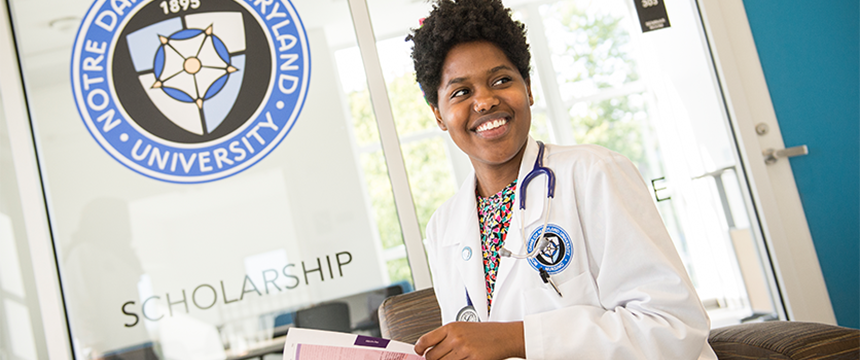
[527,224,573,275]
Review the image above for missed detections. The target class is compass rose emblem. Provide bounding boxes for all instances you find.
[152,25,239,129]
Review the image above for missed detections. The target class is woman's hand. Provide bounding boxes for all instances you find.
[414,321,525,360]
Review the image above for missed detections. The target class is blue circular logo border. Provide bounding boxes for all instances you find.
[526,223,573,275]
[70,0,311,184]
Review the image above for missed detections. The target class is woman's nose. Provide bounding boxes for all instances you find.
[472,87,499,114]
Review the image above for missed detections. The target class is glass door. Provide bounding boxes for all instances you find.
[362,0,782,326]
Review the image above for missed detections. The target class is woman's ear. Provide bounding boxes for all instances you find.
[526,78,534,106]
[432,105,448,131]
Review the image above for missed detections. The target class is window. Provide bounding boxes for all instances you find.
[336,37,459,283]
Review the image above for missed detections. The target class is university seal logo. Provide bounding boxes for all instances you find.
[527,224,573,275]
[71,0,310,183]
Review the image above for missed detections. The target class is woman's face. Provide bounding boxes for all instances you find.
[432,41,533,171]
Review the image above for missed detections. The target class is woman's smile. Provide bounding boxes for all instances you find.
[474,113,511,138]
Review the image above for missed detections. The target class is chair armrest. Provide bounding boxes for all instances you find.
[378,288,442,344]
[708,321,859,359]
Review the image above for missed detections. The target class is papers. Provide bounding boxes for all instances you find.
[283,328,424,360]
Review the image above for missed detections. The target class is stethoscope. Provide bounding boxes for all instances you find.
[457,141,563,322]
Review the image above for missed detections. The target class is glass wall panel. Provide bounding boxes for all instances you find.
[7,0,410,358]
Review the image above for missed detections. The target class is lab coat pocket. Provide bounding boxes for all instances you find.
[521,271,599,316]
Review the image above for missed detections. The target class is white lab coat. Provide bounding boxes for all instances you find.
[425,137,718,359]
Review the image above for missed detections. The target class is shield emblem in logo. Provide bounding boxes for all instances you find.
[125,12,246,136]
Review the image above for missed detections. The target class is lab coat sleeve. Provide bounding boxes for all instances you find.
[425,214,439,286]
[523,153,712,359]
[423,212,448,321]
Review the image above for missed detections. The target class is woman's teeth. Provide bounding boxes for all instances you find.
[477,119,506,132]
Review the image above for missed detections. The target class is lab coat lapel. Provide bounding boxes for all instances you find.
[441,173,489,320]
[492,138,543,315]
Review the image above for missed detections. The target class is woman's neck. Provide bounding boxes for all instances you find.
[472,145,527,198]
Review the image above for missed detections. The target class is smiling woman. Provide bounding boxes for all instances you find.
[407,1,718,359]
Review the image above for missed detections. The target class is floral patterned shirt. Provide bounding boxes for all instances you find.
[476,179,517,313]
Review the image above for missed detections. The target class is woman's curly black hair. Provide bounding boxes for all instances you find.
[406,0,531,107]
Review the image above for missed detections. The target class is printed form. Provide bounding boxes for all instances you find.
[283,328,425,360]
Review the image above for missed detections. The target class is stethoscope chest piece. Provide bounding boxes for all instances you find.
[456,305,480,322]
[461,246,472,261]
[458,288,481,322]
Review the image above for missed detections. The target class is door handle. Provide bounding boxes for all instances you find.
[763,145,808,165]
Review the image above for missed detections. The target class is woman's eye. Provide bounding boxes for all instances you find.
[451,89,469,98]
[493,77,511,86]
